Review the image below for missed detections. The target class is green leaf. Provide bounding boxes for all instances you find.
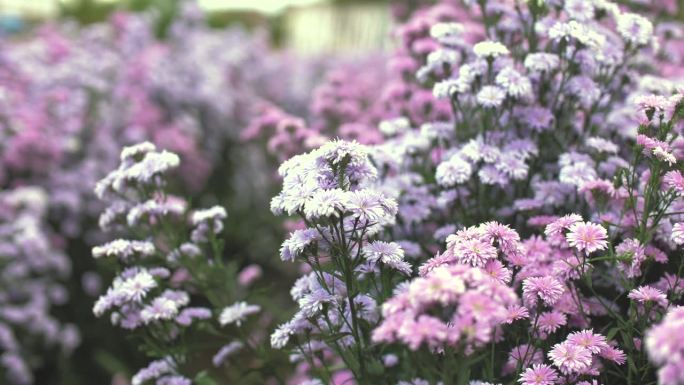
[194,371,220,385]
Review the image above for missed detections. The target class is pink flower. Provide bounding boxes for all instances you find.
[518,363,559,385]
[566,330,609,354]
[452,238,498,267]
[537,311,567,335]
[548,342,592,374]
[628,286,668,308]
[663,171,684,194]
[544,214,582,242]
[599,345,626,365]
[522,277,565,306]
[565,222,608,254]
[238,265,263,287]
[672,223,684,245]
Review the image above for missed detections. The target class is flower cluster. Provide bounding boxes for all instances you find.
[0,187,78,384]
[92,143,279,384]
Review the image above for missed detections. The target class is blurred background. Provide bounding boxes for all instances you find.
[0,0,396,55]
[0,1,682,385]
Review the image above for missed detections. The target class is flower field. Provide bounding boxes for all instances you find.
[1,0,684,384]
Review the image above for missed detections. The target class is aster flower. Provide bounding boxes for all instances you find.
[436,155,472,186]
[671,223,684,245]
[663,171,684,194]
[616,12,654,46]
[363,241,412,275]
[452,238,498,267]
[280,228,319,262]
[548,342,592,374]
[566,330,609,354]
[303,189,348,220]
[537,311,567,335]
[566,222,608,254]
[218,302,261,327]
[92,239,155,261]
[628,286,668,308]
[522,276,565,306]
[476,86,506,108]
[473,40,509,58]
[524,53,560,73]
[496,67,532,99]
[518,364,559,385]
[211,341,244,367]
[646,307,684,384]
[140,297,179,324]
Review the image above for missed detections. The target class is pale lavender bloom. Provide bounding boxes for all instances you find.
[212,341,244,367]
[436,155,472,186]
[176,307,212,326]
[140,297,179,324]
[524,53,560,73]
[92,239,155,260]
[219,302,261,326]
[646,306,684,385]
[156,375,192,385]
[496,67,532,99]
[477,86,506,108]
[616,12,653,46]
[132,359,173,385]
[280,229,319,262]
[363,241,412,275]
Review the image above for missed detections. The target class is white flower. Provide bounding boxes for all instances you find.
[303,189,348,219]
[436,155,472,186]
[141,297,179,323]
[92,239,155,260]
[495,67,532,99]
[473,40,509,58]
[121,271,157,302]
[616,12,653,46]
[430,22,464,45]
[524,53,560,73]
[476,86,506,108]
[219,302,261,326]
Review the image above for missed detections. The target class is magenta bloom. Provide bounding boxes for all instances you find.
[566,330,609,354]
[565,222,608,254]
[518,363,558,385]
[548,342,592,374]
[522,276,565,306]
[628,286,668,308]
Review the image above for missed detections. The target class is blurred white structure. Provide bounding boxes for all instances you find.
[284,2,392,55]
[0,0,59,17]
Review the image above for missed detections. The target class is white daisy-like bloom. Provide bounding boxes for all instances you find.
[476,86,506,108]
[124,151,180,184]
[219,302,261,326]
[672,223,684,245]
[363,241,411,275]
[436,155,472,187]
[379,117,410,137]
[495,67,532,99]
[120,141,156,164]
[303,188,348,220]
[121,270,157,302]
[524,53,560,73]
[191,206,227,226]
[280,228,319,262]
[92,239,155,260]
[616,12,653,46]
[473,40,509,59]
[430,22,465,46]
[140,297,179,324]
[564,0,595,21]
